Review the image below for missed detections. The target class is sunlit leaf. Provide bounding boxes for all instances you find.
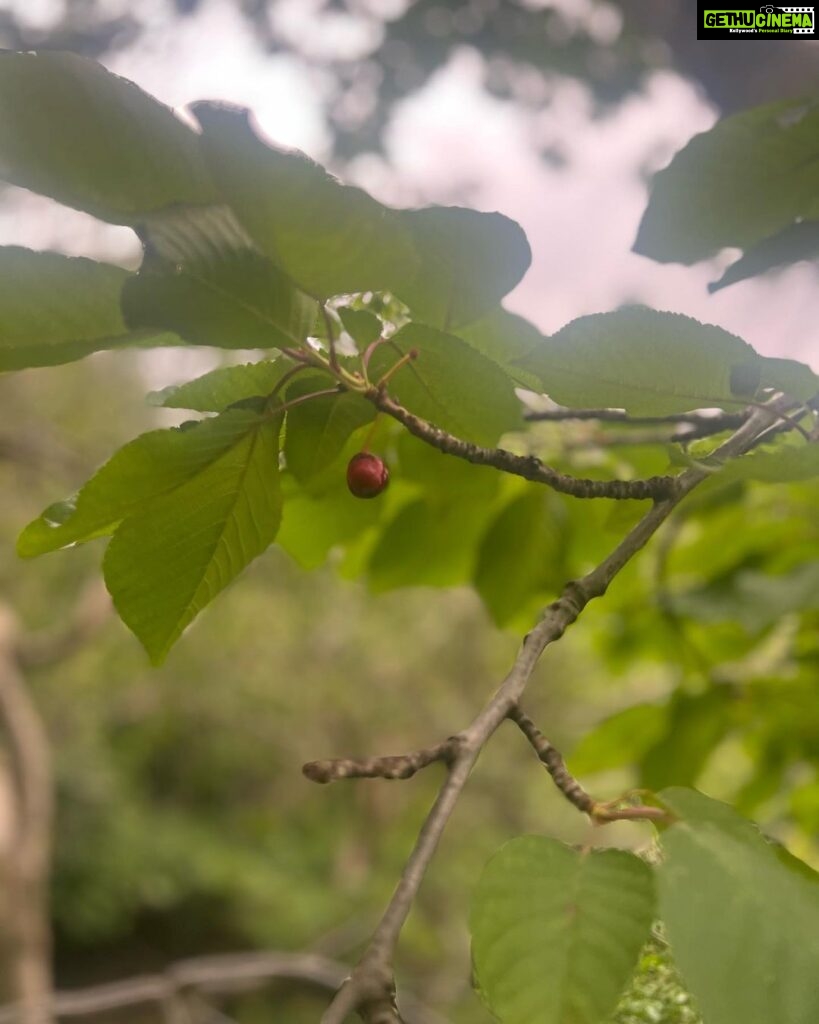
[455,305,545,389]
[104,414,284,663]
[474,489,567,626]
[149,359,292,412]
[715,442,819,484]
[635,97,819,268]
[516,307,760,415]
[123,206,317,352]
[367,495,494,591]
[18,409,262,558]
[0,247,177,371]
[193,103,418,298]
[338,307,382,349]
[276,481,384,570]
[0,50,215,223]
[396,206,532,329]
[284,378,375,483]
[368,323,522,445]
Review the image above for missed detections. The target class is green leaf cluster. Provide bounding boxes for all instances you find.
[635,97,819,289]
[1,53,817,671]
[471,789,819,1024]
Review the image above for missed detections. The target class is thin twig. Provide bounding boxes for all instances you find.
[506,706,595,814]
[320,394,801,1023]
[523,407,748,431]
[0,951,447,1024]
[266,361,314,401]
[507,707,668,823]
[303,739,456,783]
[270,386,343,418]
[368,390,678,500]
[561,419,750,448]
[279,347,313,364]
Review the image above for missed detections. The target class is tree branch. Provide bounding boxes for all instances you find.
[0,951,447,1024]
[523,406,748,433]
[16,582,111,671]
[506,706,595,814]
[507,706,668,823]
[319,394,802,1023]
[303,739,456,783]
[367,390,678,500]
[0,610,54,1024]
[0,584,112,1024]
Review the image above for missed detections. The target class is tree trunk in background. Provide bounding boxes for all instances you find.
[0,608,54,1024]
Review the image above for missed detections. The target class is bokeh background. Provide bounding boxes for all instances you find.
[0,3,817,1022]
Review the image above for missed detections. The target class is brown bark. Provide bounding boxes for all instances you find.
[0,608,54,1024]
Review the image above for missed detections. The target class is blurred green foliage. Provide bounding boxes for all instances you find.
[2,346,816,1020]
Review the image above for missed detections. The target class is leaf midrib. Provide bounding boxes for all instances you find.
[159,422,267,655]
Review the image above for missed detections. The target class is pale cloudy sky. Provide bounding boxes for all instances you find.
[1,0,817,373]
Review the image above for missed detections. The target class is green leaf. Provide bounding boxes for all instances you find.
[18,410,261,557]
[758,356,819,403]
[148,359,292,412]
[569,703,668,777]
[395,430,500,503]
[639,689,734,791]
[714,442,819,484]
[193,105,531,318]
[0,247,177,371]
[474,490,567,626]
[103,414,284,663]
[192,103,418,298]
[122,208,317,352]
[338,307,382,349]
[516,307,760,415]
[367,495,494,591]
[283,380,375,483]
[455,306,545,389]
[635,97,819,266]
[368,323,522,445]
[0,51,215,224]
[276,481,383,570]
[657,787,819,1024]
[471,837,655,1024]
[708,220,819,292]
[395,206,532,329]
[670,561,819,634]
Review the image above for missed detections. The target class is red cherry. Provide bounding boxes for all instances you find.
[346,452,389,499]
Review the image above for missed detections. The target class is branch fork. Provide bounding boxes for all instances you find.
[311,394,800,1023]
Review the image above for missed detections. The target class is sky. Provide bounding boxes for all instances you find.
[1,0,817,377]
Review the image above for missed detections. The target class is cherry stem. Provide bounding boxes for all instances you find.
[362,336,387,374]
[267,362,313,401]
[268,386,342,418]
[280,347,313,364]
[375,348,418,390]
[359,413,384,454]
